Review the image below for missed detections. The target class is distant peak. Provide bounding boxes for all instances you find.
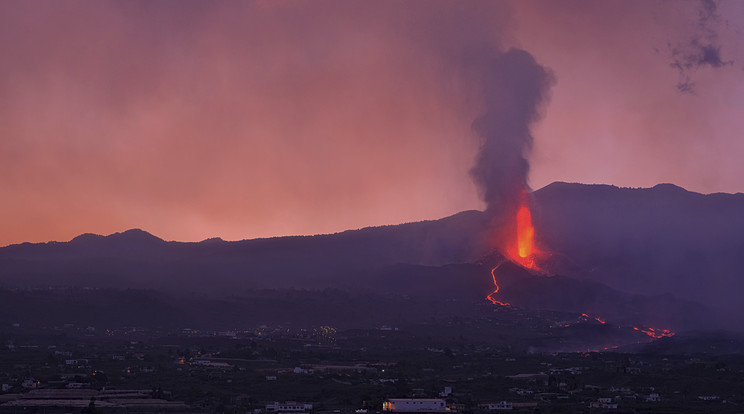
[538,181,692,194]
[651,183,689,193]
[537,181,617,191]
[70,233,105,243]
[107,229,164,242]
[534,181,619,196]
[199,237,225,243]
[69,229,164,245]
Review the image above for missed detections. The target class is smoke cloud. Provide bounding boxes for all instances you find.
[663,0,734,94]
[391,3,557,225]
[469,49,555,219]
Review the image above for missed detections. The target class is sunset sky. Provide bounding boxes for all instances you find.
[1,0,743,246]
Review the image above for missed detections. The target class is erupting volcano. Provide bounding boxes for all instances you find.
[461,43,677,345]
[483,197,677,344]
[517,205,534,260]
[486,197,543,306]
[510,200,540,270]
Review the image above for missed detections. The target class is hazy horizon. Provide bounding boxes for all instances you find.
[3,179,740,247]
[1,0,742,246]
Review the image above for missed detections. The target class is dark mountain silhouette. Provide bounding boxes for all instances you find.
[0,211,491,294]
[1,182,743,333]
[531,182,744,312]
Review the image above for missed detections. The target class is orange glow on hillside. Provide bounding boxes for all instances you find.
[634,326,675,339]
[483,197,677,347]
[581,313,606,324]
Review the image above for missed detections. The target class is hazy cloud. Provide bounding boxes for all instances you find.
[662,0,734,93]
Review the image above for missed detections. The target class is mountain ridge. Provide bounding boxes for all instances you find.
[2,181,743,329]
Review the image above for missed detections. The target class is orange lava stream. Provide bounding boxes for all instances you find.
[487,200,536,305]
[486,262,510,306]
[486,261,676,341]
[485,197,676,343]
[634,326,675,339]
[581,313,606,324]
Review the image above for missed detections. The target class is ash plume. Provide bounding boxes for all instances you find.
[288,1,558,226]
[468,49,555,220]
[394,2,556,223]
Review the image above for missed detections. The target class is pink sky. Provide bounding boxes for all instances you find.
[1,0,742,246]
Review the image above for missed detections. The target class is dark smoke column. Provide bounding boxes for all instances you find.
[469,48,554,222]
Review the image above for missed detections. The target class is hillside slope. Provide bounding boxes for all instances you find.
[2,182,743,317]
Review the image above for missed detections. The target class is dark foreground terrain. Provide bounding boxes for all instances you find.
[1,313,743,414]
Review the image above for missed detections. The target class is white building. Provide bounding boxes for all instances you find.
[589,399,618,409]
[698,395,720,401]
[382,399,448,412]
[265,402,313,413]
[487,401,512,410]
[646,393,661,402]
[602,403,618,409]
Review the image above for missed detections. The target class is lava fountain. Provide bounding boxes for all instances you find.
[515,203,536,269]
[486,196,542,305]
[502,195,541,271]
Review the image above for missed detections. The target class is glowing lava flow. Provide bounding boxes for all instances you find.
[486,262,510,306]
[581,313,606,324]
[484,198,676,342]
[482,201,677,346]
[486,200,538,306]
[485,258,677,342]
[634,326,675,339]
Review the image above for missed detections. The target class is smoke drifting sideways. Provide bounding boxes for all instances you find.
[663,0,735,94]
